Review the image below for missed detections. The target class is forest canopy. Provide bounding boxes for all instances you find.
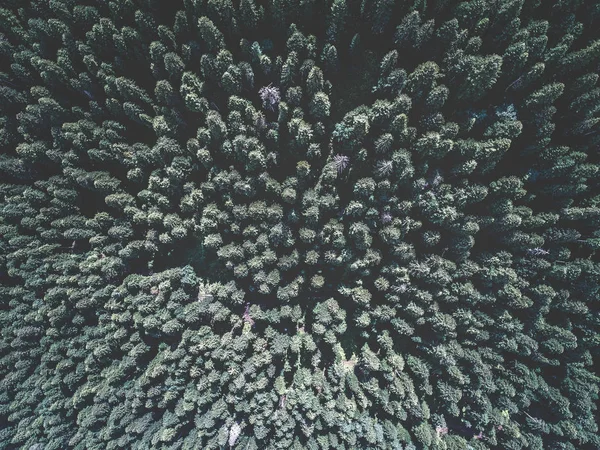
[1,0,600,449]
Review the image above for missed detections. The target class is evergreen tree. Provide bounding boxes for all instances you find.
[0,1,599,449]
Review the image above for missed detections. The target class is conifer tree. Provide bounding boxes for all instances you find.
[1,1,600,449]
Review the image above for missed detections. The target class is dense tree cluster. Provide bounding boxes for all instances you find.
[1,0,600,449]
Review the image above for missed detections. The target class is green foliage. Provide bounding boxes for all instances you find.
[1,2,600,450]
